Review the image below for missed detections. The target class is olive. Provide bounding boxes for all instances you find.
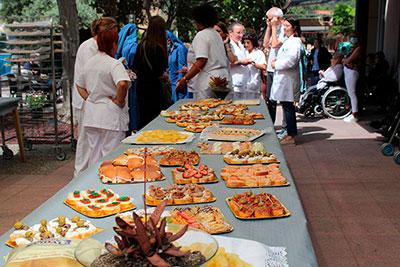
[42,231,52,239]
[58,216,66,226]
[249,151,255,157]
[25,231,34,238]
[39,225,47,233]
[71,215,80,223]
[239,198,247,204]
[56,227,63,234]
[40,219,47,226]
[231,149,239,155]
[76,220,85,227]
[13,221,24,230]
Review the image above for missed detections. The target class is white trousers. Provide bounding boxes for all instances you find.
[74,126,125,177]
[344,66,359,113]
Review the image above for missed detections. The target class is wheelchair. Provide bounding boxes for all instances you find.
[298,81,352,119]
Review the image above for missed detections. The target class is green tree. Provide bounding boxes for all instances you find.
[1,0,97,29]
[0,0,33,22]
[331,3,355,34]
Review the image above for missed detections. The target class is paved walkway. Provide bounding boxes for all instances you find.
[1,109,399,266]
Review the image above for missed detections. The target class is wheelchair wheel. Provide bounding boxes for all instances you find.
[322,86,352,119]
[381,143,394,156]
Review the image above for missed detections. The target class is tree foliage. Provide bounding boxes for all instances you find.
[331,3,355,34]
[1,0,97,29]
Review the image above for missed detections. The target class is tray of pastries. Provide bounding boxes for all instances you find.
[64,188,136,218]
[124,146,175,156]
[99,153,164,183]
[172,164,218,184]
[215,104,248,115]
[145,184,216,206]
[170,206,233,234]
[197,141,252,154]
[226,191,290,219]
[220,116,256,125]
[221,164,289,187]
[6,215,103,248]
[201,127,265,142]
[159,150,200,166]
[184,122,218,133]
[223,142,279,164]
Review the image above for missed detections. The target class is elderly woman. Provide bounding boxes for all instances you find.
[317,52,344,90]
[75,28,131,172]
[176,4,230,99]
[270,18,302,145]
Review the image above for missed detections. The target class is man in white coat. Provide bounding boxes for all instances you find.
[270,18,302,145]
[263,7,285,102]
[228,22,251,99]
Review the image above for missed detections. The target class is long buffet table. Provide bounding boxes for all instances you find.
[0,100,317,266]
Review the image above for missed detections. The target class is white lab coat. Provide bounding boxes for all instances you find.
[74,52,131,176]
[270,36,302,102]
[72,38,98,124]
[246,48,267,98]
[229,40,250,93]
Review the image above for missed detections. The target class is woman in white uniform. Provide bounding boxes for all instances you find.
[73,17,117,176]
[243,33,267,99]
[75,28,131,173]
[176,4,230,99]
[270,18,302,145]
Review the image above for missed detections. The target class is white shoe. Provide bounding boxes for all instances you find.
[343,114,359,123]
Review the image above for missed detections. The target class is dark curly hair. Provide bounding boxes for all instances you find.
[192,4,219,28]
[243,33,258,48]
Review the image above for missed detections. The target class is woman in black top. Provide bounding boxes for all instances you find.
[134,16,170,129]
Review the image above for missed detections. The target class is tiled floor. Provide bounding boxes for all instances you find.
[281,112,400,266]
[1,110,399,266]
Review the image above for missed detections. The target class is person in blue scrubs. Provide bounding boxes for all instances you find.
[167,31,189,102]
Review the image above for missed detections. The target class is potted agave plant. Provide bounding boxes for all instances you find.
[91,148,206,267]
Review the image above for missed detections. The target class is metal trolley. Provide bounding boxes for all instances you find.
[1,19,74,160]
